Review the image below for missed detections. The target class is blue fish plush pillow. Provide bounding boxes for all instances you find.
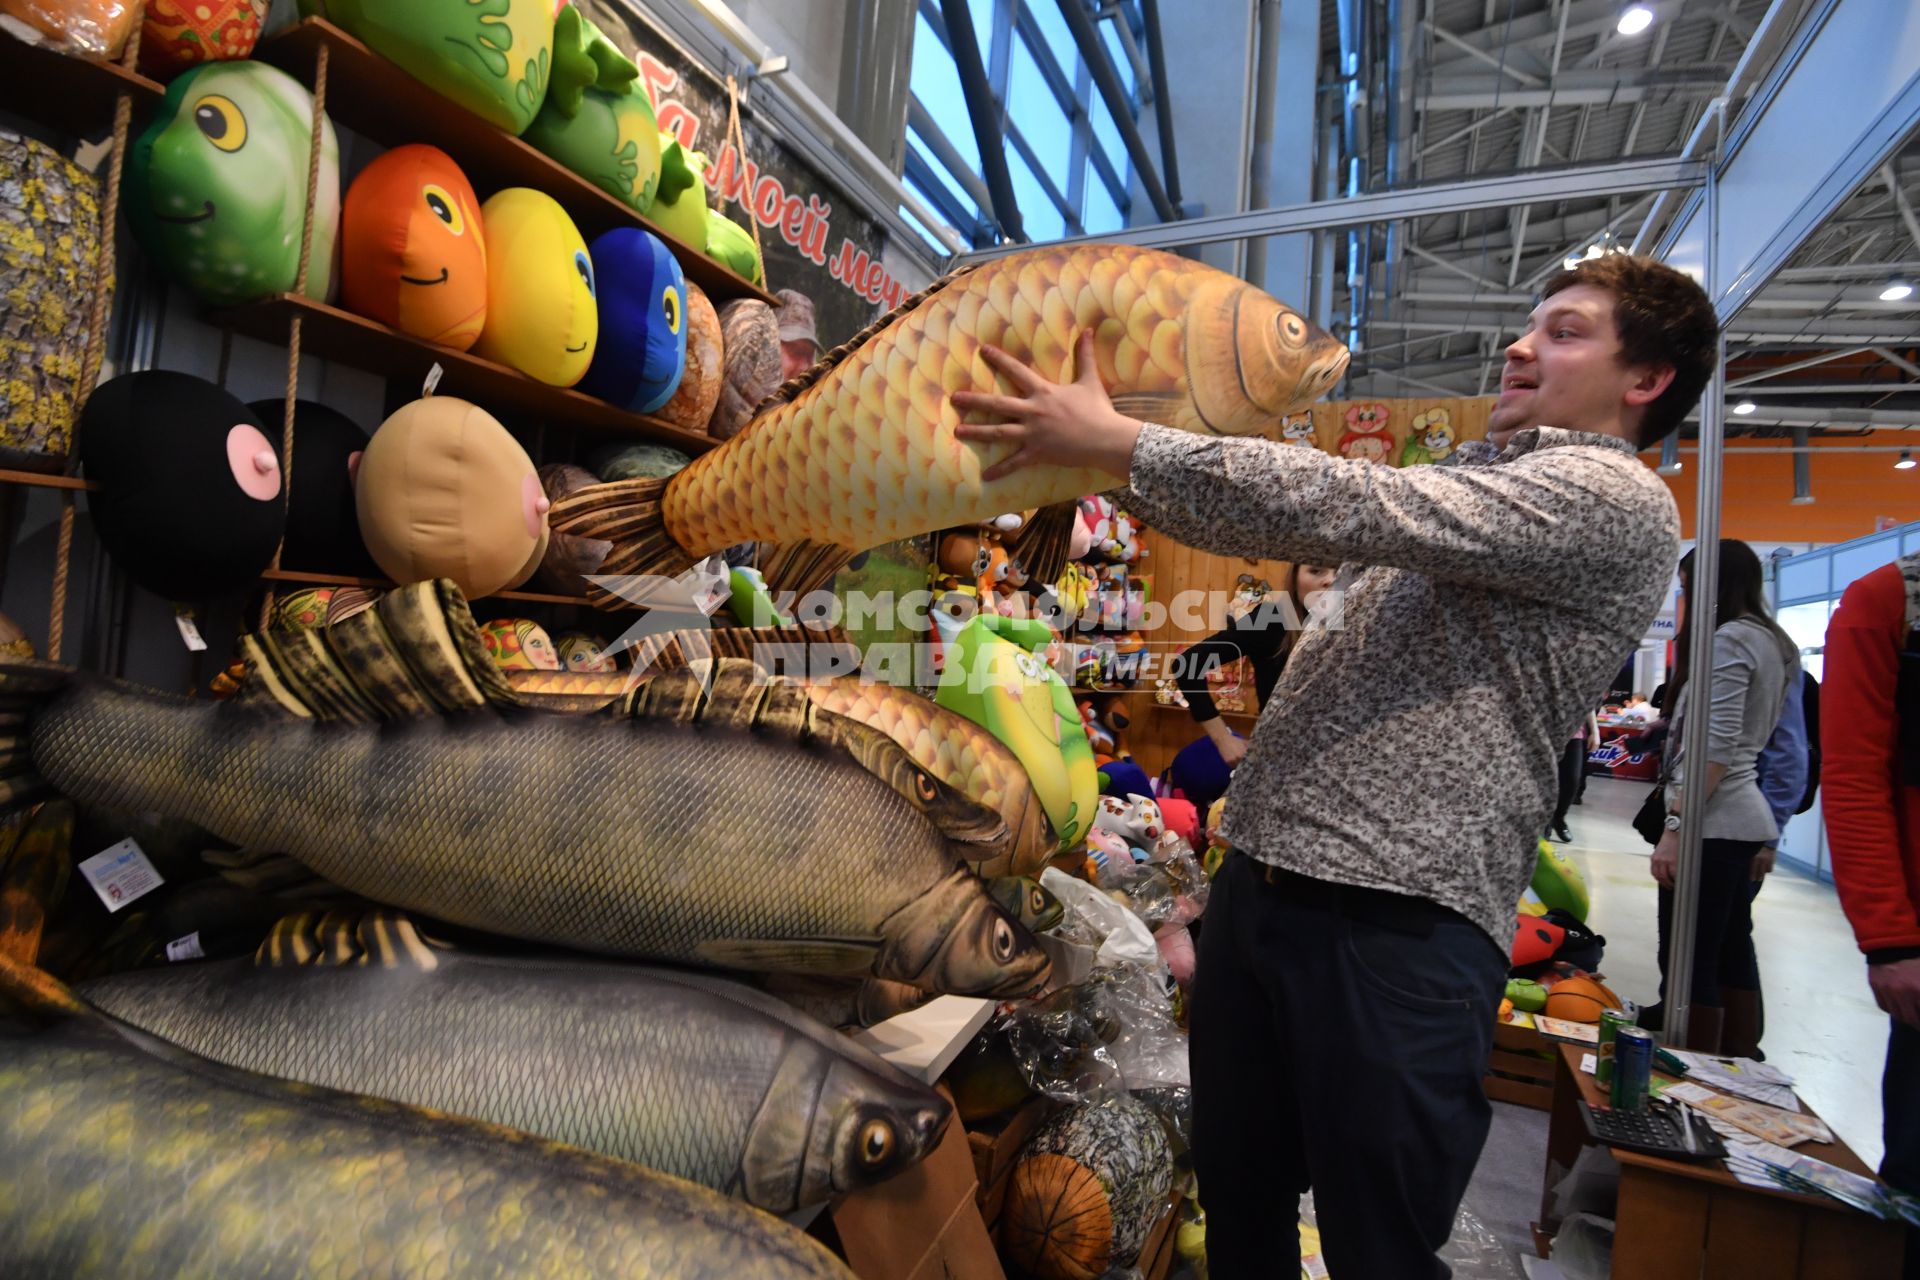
[578,227,687,413]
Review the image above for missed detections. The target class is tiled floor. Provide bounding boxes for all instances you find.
[1549,775,1888,1167]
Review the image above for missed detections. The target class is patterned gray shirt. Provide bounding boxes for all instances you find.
[1121,423,1680,944]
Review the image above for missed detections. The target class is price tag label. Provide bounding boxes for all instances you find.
[165,932,205,962]
[174,608,207,652]
[78,838,164,912]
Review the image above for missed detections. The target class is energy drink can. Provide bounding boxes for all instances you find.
[1611,1025,1655,1112]
[1596,1008,1637,1087]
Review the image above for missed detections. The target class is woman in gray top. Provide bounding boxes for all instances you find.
[1646,540,1802,1052]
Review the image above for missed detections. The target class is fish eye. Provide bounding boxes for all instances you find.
[1277,312,1307,347]
[1029,888,1045,915]
[858,1119,895,1166]
[192,95,247,152]
[991,916,1016,962]
[422,184,465,235]
[662,285,682,333]
[574,249,595,297]
[913,770,938,802]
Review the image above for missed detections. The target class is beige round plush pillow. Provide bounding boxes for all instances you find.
[354,395,549,599]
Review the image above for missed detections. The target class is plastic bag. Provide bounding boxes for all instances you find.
[1040,866,1161,971]
[0,1,135,56]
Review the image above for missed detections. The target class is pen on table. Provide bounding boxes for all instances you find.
[1679,1106,1697,1154]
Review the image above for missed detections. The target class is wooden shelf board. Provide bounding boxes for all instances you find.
[0,32,163,137]
[1145,700,1257,722]
[0,467,96,492]
[213,293,716,450]
[261,567,611,609]
[257,19,776,308]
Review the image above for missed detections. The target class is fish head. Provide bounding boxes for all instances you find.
[875,870,1052,998]
[988,876,1065,934]
[803,1056,952,1201]
[1182,277,1350,433]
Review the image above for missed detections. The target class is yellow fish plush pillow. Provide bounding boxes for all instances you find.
[472,188,597,386]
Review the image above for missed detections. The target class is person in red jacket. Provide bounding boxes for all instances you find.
[1821,550,1920,1278]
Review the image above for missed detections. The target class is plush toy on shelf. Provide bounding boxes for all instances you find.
[710,299,782,439]
[0,0,137,56]
[478,617,562,671]
[296,0,559,135]
[576,227,687,413]
[705,211,764,286]
[647,136,710,253]
[339,144,489,350]
[1094,793,1164,849]
[655,281,724,434]
[128,61,340,306]
[521,8,663,214]
[140,0,268,78]
[79,371,286,601]
[592,443,692,481]
[246,398,378,578]
[353,394,549,599]
[472,188,597,386]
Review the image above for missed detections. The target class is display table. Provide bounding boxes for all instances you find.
[1587,720,1662,781]
[1537,1045,1904,1277]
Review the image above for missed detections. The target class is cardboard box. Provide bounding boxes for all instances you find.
[965,1097,1053,1230]
[832,1085,1006,1280]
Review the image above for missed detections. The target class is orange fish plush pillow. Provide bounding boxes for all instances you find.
[340,144,488,350]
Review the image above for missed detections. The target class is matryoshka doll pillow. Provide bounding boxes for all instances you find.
[576,227,686,413]
[478,618,561,671]
[79,371,287,600]
[554,631,617,673]
[353,394,549,599]
[140,0,269,78]
[128,61,340,306]
[472,188,597,386]
[340,145,488,350]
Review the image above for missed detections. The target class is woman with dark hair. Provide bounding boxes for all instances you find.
[1166,563,1339,815]
[1645,539,1802,1052]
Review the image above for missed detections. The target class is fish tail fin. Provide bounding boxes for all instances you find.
[1007,502,1078,590]
[751,540,856,601]
[0,948,88,1020]
[547,477,700,608]
[0,660,73,817]
[0,799,74,967]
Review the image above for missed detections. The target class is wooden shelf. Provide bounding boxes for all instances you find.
[0,31,163,137]
[212,293,716,449]
[257,19,776,307]
[1145,700,1257,722]
[261,567,615,609]
[0,467,97,492]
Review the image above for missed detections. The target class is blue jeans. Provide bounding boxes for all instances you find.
[1190,853,1507,1279]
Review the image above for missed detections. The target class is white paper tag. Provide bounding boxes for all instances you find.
[423,362,445,398]
[165,932,205,962]
[78,839,164,912]
[174,608,207,652]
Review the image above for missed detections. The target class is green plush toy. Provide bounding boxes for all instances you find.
[649,136,710,252]
[1530,838,1591,922]
[522,9,663,214]
[298,0,557,135]
[128,61,339,306]
[1506,978,1548,1013]
[932,603,1096,850]
[705,211,763,285]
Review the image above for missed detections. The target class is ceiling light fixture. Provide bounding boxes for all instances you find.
[1617,6,1655,36]
[1898,451,1917,471]
[1732,400,1756,415]
[1881,280,1915,302]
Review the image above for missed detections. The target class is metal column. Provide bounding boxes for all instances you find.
[1055,0,1178,223]
[938,0,1025,242]
[1138,0,1183,211]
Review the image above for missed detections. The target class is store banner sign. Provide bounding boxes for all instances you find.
[579,1,903,345]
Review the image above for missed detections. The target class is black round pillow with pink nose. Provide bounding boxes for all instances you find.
[80,371,287,601]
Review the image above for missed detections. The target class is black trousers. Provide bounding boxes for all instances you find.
[1190,854,1507,1279]
[1655,838,1762,1007]
[1884,1016,1920,1279]
[1552,739,1584,828]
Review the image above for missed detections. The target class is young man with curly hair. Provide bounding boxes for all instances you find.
[950,255,1719,1279]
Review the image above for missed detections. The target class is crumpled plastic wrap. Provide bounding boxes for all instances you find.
[0,0,135,56]
[1293,1194,1522,1279]
[1004,960,1191,1106]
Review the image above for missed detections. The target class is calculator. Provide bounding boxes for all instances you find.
[1580,1100,1729,1162]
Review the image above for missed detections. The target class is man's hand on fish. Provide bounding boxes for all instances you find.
[951,331,1144,481]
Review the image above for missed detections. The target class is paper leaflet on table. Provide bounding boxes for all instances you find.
[1663,1082,1831,1147]
[1667,1050,1800,1109]
[1722,1136,1914,1220]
